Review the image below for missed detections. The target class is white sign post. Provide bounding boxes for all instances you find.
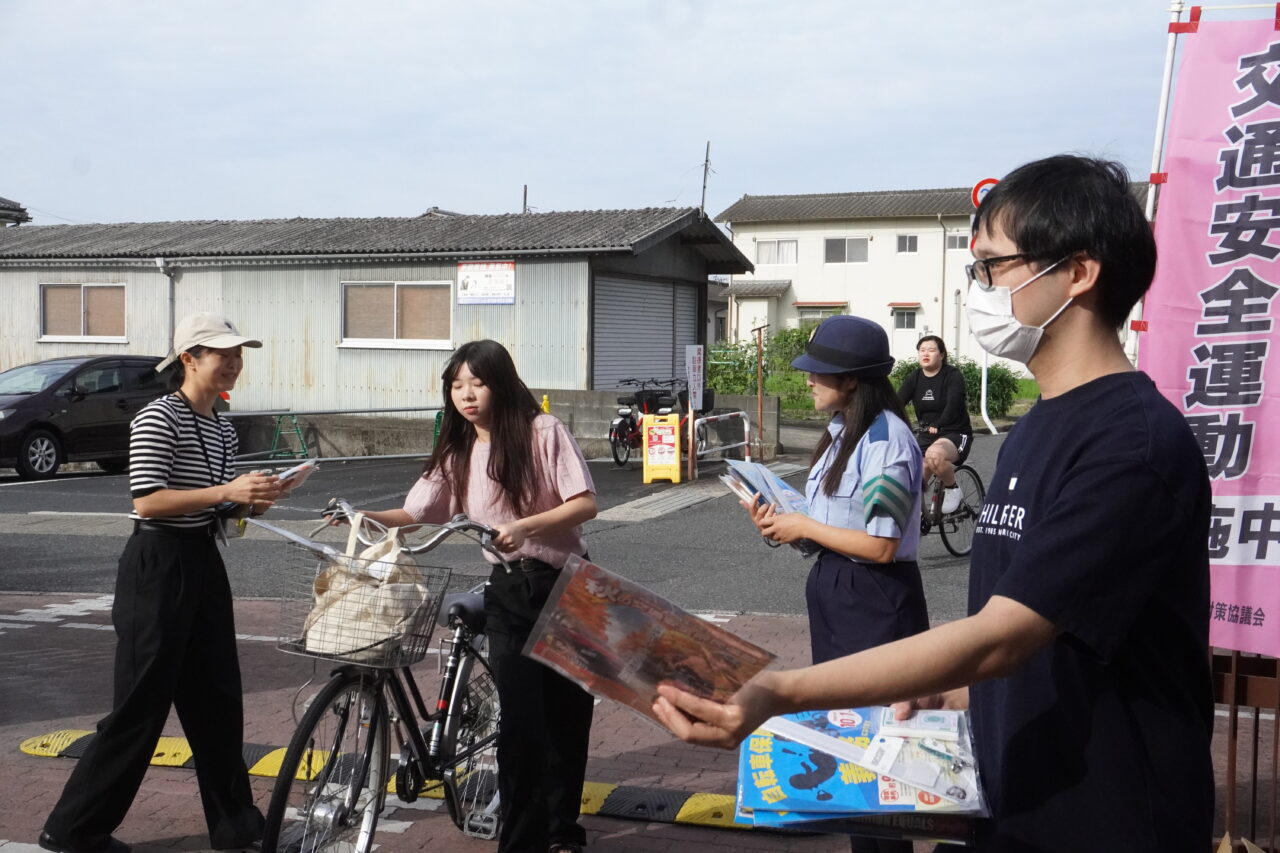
[685,344,704,479]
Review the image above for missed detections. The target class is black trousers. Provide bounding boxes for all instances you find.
[44,528,264,849]
[485,563,595,853]
[805,551,928,853]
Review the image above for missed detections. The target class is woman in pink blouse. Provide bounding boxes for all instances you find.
[356,339,598,853]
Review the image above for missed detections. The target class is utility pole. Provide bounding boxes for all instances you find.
[753,323,769,459]
[700,141,711,215]
[522,185,529,214]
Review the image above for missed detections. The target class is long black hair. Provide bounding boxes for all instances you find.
[424,340,542,516]
[810,376,911,497]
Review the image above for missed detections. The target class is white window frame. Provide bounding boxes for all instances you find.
[897,234,919,254]
[756,238,798,265]
[823,236,870,264]
[338,280,453,350]
[37,282,128,343]
[796,305,846,327]
[946,233,970,250]
[892,308,918,330]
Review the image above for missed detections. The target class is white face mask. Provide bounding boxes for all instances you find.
[966,257,1071,363]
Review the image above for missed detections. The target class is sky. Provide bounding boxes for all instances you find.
[0,0,1202,227]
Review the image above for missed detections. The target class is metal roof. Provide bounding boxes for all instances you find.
[0,196,31,225]
[724,279,791,298]
[717,183,1154,224]
[0,207,751,273]
[716,188,972,224]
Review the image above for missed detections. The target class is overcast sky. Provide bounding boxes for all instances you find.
[2,1,1199,226]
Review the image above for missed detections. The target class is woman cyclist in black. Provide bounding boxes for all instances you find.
[896,335,972,513]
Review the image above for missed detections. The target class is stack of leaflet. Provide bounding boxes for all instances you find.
[737,706,985,843]
[720,459,809,514]
[720,459,819,556]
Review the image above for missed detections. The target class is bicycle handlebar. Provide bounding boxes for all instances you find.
[313,497,514,573]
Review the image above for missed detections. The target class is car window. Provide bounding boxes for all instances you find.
[0,362,77,395]
[124,363,167,395]
[75,365,124,395]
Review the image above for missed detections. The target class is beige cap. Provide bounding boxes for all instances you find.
[156,312,262,372]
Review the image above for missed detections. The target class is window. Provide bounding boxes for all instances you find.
[893,310,917,330]
[341,281,452,347]
[824,237,869,264]
[897,235,918,253]
[756,239,797,265]
[797,306,845,327]
[124,362,167,396]
[40,284,126,339]
[946,234,970,250]
[74,364,124,395]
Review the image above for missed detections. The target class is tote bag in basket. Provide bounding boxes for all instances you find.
[303,516,431,663]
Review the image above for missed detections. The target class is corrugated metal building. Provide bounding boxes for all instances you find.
[0,208,751,411]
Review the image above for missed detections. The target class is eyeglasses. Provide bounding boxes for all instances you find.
[964,253,1039,291]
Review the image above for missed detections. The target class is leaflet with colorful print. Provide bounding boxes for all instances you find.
[523,554,775,724]
[737,707,985,818]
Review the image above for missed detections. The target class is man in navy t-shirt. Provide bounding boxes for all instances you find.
[652,155,1214,852]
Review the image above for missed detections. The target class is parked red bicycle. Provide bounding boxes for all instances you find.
[608,378,711,467]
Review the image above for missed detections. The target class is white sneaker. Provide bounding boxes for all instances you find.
[941,485,963,514]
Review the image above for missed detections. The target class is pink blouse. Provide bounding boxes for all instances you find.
[402,414,595,568]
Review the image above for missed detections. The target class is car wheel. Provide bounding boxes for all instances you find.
[17,429,61,479]
[96,458,128,474]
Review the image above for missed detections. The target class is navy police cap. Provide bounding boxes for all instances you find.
[790,315,894,377]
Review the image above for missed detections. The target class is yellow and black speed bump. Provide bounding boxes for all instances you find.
[22,730,748,831]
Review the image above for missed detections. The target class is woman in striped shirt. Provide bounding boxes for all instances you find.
[42,313,283,853]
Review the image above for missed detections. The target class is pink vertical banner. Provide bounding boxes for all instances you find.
[1142,19,1280,656]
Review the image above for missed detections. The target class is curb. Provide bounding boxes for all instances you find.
[20,730,747,832]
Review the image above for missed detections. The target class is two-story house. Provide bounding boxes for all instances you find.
[715,187,975,362]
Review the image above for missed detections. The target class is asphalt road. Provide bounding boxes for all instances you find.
[0,426,1005,626]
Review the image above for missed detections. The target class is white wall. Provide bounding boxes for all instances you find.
[729,216,990,366]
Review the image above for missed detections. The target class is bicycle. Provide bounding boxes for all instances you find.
[608,377,709,467]
[919,463,985,557]
[256,499,510,853]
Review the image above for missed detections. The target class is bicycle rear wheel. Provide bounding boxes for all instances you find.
[940,465,986,558]
[263,670,389,853]
[609,420,634,467]
[441,642,501,838]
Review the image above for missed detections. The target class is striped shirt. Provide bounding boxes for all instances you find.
[128,394,237,529]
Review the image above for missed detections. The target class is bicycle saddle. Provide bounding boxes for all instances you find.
[438,591,487,634]
[616,395,637,406]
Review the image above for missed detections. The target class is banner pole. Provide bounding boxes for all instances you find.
[1130,1,1187,366]
[1146,1,1186,222]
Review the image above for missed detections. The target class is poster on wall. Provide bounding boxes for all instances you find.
[1141,19,1280,656]
[457,261,516,305]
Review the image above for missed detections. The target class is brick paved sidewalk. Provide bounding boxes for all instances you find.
[1,593,915,852]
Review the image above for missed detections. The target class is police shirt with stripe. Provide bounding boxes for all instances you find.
[128,394,237,528]
[805,411,922,560]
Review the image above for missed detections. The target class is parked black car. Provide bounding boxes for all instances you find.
[0,355,167,479]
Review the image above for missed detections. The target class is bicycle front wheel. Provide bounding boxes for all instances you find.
[263,670,389,853]
[441,641,501,838]
[939,465,986,558]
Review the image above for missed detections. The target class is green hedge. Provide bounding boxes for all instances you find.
[890,357,1021,419]
[709,333,1025,419]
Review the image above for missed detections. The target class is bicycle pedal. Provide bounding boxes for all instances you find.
[463,812,500,839]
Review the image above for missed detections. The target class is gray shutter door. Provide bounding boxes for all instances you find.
[673,284,698,381]
[593,277,676,389]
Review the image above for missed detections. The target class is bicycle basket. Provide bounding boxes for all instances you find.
[277,541,452,668]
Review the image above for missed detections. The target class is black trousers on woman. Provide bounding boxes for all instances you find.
[43,527,264,850]
[805,550,930,853]
[485,563,595,853]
